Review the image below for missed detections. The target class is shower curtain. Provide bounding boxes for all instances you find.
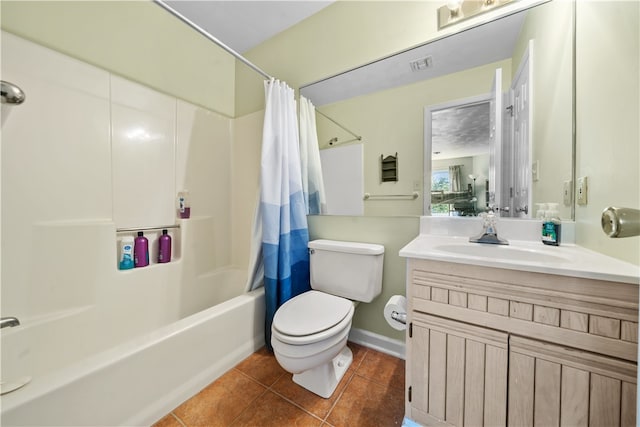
[299,96,327,215]
[260,79,311,350]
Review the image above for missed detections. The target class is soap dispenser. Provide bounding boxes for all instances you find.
[542,203,561,246]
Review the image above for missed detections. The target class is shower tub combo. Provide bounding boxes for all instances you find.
[1,266,265,426]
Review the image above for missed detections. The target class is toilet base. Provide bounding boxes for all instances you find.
[292,346,353,398]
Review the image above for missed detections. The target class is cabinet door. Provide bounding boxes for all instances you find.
[410,312,509,426]
[509,336,637,427]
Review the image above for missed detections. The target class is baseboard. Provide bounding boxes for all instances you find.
[348,328,405,360]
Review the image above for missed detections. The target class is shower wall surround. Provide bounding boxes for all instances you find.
[111,76,177,229]
[1,31,235,326]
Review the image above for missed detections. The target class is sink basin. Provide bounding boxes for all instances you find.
[434,243,568,264]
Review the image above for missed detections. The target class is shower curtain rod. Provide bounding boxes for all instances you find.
[315,109,362,142]
[154,0,272,79]
[154,0,362,143]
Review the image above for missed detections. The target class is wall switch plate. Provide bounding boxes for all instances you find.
[532,160,540,182]
[563,180,572,206]
[577,176,588,205]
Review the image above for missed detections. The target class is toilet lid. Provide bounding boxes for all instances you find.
[273,290,353,337]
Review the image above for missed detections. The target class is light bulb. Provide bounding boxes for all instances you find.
[447,0,464,11]
[447,0,464,16]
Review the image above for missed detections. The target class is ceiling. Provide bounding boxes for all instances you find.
[164,1,334,53]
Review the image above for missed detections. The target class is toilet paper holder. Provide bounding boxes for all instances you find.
[391,310,406,325]
[384,295,407,330]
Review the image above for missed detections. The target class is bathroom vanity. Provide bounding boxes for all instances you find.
[400,224,640,427]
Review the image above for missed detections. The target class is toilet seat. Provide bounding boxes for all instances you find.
[272,290,354,345]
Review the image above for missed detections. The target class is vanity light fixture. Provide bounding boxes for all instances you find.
[438,0,514,30]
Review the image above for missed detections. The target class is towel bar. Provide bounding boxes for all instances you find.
[363,192,419,201]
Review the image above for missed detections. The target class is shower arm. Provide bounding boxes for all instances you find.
[1,317,20,329]
[1,81,26,105]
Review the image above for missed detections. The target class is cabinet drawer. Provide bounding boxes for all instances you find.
[409,259,638,362]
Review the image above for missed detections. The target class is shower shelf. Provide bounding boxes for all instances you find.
[116,224,180,233]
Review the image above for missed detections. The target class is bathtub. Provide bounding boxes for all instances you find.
[0,268,265,426]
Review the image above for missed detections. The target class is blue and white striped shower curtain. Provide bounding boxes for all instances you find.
[260,79,311,350]
[299,95,327,215]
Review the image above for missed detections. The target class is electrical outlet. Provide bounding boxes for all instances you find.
[563,180,572,206]
[577,176,588,205]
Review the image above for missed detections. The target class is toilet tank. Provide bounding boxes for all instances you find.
[308,239,384,302]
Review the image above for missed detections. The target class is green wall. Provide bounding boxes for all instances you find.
[1,0,236,116]
[237,0,531,116]
[575,1,639,265]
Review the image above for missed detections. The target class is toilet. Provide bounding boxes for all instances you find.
[271,239,384,398]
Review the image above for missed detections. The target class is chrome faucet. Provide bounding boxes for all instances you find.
[469,210,509,245]
[1,317,20,329]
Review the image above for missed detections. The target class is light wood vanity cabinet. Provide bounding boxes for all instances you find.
[405,258,639,427]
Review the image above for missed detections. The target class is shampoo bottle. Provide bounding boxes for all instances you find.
[134,231,149,267]
[178,190,191,219]
[158,229,172,263]
[119,236,135,270]
[542,203,561,246]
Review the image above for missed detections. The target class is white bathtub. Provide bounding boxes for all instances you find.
[0,268,265,426]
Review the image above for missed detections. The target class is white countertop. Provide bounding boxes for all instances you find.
[400,234,640,284]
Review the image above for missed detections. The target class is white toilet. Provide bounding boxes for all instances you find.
[271,239,384,398]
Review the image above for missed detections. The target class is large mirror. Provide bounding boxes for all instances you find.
[301,0,574,219]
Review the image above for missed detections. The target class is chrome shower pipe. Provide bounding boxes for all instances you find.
[152,0,272,80]
[1,81,26,105]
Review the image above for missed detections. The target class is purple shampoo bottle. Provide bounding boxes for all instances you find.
[158,229,172,263]
[134,231,149,267]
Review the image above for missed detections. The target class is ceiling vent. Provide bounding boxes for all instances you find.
[409,56,433,72]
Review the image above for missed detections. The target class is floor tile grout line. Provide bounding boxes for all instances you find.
[227,387,271,427]
[352,370,406,392]
[322,369,357,424]
[232,366,285,389]
[169,412,187,427]
[158,345,403,427]
[265,387,327,425]
[232,364,325,425]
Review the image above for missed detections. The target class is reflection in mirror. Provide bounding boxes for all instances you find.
[428,98,490,217]
[301,0,574,219]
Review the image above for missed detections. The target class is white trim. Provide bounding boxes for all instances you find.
[348,328,406,360]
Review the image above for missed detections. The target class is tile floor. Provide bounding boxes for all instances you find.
[153,342,405,427]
